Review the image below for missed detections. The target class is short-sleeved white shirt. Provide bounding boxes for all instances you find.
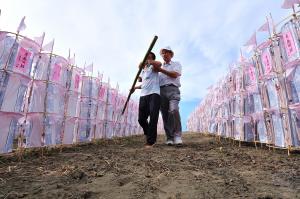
[159,61,182,87]
[140,64,160,97]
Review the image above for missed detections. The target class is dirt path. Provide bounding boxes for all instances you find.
[0,133,299,199]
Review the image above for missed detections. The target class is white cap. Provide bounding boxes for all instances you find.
[160,46,174,57]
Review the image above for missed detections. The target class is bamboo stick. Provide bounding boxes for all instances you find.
[121,35,158,115]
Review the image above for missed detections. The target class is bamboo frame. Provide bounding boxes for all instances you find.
[17,36,45,160]
[0,32,144,157]
[0,31,43,159]
[60,53,78,151]
[92,74,103,142]
[41,42,55,158]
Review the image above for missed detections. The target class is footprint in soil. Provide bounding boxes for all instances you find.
[70,169,88,182]
[80,191,96,199]
[115,175,132,186]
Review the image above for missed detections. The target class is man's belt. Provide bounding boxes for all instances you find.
[160,84,177,88]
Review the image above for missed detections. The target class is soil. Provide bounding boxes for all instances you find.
[0,133,299,199]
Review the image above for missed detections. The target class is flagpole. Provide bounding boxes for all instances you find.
[103,77,110,138]
[270,13,276,35]
[75,64,85,144]
[87,62,93,140]
[292,4,297,18]
[89,63,93,141]
[60,50,76,151]
[68,49,71,62]
[41,40,55,157]
[111,82,122,136]
[18,32,45,160]
[3,17,25,70]
[266,16,272,39]
[251,55,267,146]
[92,71,103,141]
[240,48,244,62]
[76,61,88,142]
[83,61,86,75]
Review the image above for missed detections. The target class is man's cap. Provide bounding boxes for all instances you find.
[160,46,174,57]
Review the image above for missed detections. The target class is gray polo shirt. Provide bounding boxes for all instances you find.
[159,61,182,87]
[140,64,160,97]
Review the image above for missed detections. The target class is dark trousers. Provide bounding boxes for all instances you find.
[138,93,160,145]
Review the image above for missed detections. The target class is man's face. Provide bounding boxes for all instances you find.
[161,50,172,62]
[147,53,154,61]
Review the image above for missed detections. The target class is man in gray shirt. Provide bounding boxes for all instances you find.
[155,46,183,145]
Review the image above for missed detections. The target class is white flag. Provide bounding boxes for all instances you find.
[98,71,103,80]
[258,21,269,32]
[244,32,257,47]
[0,32,6,41]
[69,53,75,65]
[17,16,26,33]
[33,32,45,46]
[281,0,300,9]
[85,63,93,73]
[42,39,54,52]
[206,85,213,90]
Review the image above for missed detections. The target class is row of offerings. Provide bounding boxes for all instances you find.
[188,16,300,149]
[0,31,142,154]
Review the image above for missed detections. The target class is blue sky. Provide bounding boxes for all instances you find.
[0,0,294,130]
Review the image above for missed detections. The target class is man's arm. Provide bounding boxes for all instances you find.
[130,85,142,94]
[148,60,162,68]
[157,68,180,78]
[134,85,142,90]
[153,61,181,78]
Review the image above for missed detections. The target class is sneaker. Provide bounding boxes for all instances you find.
[174,136,183,145]
[165,139,174,145]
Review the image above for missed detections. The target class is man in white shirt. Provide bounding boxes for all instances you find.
[132,52,162,148]
[155,46,183,145]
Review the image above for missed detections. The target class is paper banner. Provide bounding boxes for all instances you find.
[283,31,297,58]
[74,74,80,89]
[248,65,256,83]
[14,47,31,73]
[262,50,272,74]
[52,64,61,81]
[99,87,106,100]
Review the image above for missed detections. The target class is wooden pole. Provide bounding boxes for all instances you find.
[103,77,110,138]
[292,5,296,18]
[18,34,45,160]
[269,13,276,35]
[60,52,75,152]
[88,66,93,141]
[266,16,272,39]
[75,64,85,143]
[92,72,103,142]
[41,41,55,158]
[121,35,158,115]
